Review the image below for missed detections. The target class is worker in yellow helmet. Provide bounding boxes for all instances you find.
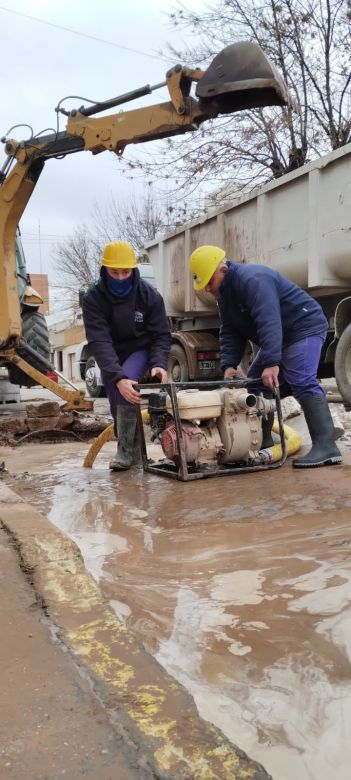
[82,241,171,470]
[189,245,342,468]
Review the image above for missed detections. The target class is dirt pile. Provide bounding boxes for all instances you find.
[0,400,111,446]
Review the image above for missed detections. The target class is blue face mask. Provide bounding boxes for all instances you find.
[106,271,134,298]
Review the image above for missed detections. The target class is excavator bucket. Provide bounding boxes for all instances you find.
[196,42,296,113]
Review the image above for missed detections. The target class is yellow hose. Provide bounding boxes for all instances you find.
[261,420,301,463]
[83,422,115,468]
[83,408,150,468]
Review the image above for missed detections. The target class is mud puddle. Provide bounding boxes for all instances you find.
[3,440,351,780]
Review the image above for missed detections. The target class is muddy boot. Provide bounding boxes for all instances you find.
[131,425,142,466]
[261,411,274,449]
[109,405,138,471]
[293,395,342,468]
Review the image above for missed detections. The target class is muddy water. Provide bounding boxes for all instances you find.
[5,441,351,780]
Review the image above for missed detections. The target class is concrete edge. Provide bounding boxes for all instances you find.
[0,482,272,780]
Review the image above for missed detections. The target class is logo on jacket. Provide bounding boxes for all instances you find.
[135,311,144,323]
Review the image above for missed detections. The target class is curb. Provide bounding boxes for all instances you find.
[0,482,271,780]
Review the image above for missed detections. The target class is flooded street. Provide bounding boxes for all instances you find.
[3,439,351,780]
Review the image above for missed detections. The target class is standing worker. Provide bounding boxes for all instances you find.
[82,241,171,470]
[189,245,342,468]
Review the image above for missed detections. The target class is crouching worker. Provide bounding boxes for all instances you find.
[189,245,342,468]
[82,241,171,470]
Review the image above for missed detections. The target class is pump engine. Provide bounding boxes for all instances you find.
[148,387,275,468]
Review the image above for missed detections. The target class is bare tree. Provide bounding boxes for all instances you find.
[53,227,99,290]
[88,190,198,260]
[122,0,350,199]
[52,191,200,293]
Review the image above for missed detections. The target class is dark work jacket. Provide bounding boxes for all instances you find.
[219,262,328,370]
[82,267,171,384]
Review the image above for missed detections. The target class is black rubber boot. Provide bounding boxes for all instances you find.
[293,395,342,468]
[261,411,274,449]
[109,405,138,471]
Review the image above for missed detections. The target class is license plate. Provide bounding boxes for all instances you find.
[199,360,216,370]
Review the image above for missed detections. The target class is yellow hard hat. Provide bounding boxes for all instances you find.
[100,241,137,269]
[189,245,226,290]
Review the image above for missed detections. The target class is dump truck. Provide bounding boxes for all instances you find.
[145,141,351,405]
[0,41,294,409]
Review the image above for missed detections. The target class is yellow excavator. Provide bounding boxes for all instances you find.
[0,42,295,411]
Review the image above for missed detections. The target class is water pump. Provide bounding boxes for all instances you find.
[149,387,275,468]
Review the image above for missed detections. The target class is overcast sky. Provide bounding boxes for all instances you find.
[0,0,204,281]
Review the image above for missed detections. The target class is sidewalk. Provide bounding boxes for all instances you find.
[0,523,139,780]
[0,482,271,780]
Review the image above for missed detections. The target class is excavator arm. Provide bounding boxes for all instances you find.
[0,41,295,407]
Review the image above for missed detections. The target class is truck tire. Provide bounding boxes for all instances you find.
[168,344,189,382]
[8,310,50,388]
[334,323,351,406]
[85,355,106,398]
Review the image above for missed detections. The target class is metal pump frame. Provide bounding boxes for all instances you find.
[136,379,287,481]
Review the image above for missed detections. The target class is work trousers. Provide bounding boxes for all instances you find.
[247,334,327,400]
[101,349,149,428]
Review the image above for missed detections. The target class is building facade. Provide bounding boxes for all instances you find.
[48,311,85,381]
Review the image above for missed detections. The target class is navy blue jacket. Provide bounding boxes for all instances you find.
[219,262,328,370]
[82,267,171,384]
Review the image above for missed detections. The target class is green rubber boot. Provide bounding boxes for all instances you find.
[109,405,139,471]
[293,395,342,468]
